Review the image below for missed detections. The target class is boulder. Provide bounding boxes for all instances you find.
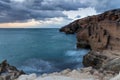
[83,50,120,73]
[0,60,25,80]
[83,51,107,69]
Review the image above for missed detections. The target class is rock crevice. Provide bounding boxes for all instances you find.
[60,9,120,72]
[60,9,120,51]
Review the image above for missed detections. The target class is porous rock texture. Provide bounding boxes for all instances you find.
[60,9,120,72]
[60,9,120,50]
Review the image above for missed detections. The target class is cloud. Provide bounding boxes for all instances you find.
[63,7,97,20]
[0,17,67,28]
[83,0,120,12]
[0,0,67,23]
[0,0,119,24]
[0,19,40,28]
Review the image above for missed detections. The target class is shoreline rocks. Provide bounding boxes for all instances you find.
[60,8,120,73]
[1,8,120,80]
[14,8,120,80]
[0,60,25,80]
[16,67,116,80]
[83,50,120,73]
[60,9,120,51]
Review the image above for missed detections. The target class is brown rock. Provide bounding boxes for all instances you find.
[83,51,108,69]
[60,9,120,72]
[60,9,120,51]
[83,50,120,73]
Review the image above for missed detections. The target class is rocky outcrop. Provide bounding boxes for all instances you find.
[0,60,25,80]
[60,9,120,72]
[83,50,120,73]
[60,9,120,51]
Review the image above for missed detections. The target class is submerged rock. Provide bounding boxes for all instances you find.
[0,60,25,80]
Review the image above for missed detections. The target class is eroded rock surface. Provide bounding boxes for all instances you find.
[83,50,120,73]
[60,9,120,50]
[0,60,25,80]
[60,9,120,72]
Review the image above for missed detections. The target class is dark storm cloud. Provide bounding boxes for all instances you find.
[91,0,120,12]
[27,0,87,10]
[0,0,120,23]
[0,0,67,23]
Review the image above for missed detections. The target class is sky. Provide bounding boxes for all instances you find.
[0,0,120,28]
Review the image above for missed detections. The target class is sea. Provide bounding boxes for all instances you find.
[0,28,89,74]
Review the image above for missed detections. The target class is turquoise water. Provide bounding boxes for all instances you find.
[0,28,89,74]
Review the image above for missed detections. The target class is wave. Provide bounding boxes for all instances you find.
[66,49,89,57]
[65,49,89,68]
[18,58,59,74]
[17,49,89,74]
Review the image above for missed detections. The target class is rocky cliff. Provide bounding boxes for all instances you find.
[60,9,120,51]
[60,9,120,72]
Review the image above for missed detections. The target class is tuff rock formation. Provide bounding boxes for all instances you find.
[0,60,25,80]
[60,9,120,72]
[60,9,120,50]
